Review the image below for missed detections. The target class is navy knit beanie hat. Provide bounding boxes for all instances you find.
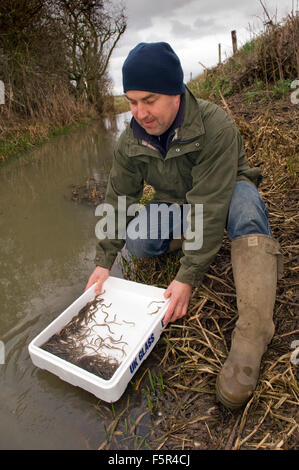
[122,42,185,95]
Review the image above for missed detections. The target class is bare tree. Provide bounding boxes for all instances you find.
[0,0,69,116]
[0,0,126,117]
[53,0,126,110]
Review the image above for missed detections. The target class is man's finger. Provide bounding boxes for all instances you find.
[163,300,177,324]
[163,308,172,325]
[84,279,96,291]
[164,300,188,324]
[95,280,103,295]
[163,288,171,299]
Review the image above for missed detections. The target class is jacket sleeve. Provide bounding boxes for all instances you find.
[94,139,144,269]
[175,125,241,286]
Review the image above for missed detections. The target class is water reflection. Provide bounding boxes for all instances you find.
[0,111,157,450]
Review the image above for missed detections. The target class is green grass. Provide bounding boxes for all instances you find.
[113,95,130,114]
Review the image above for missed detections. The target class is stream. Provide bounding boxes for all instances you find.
[0,112,157,450]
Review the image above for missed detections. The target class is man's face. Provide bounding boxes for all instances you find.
[125,90,181,136]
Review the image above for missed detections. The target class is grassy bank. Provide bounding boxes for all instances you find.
[0,94,131,165]
[96,14,298,451]
[0,115,97,165]
[0,96,130,166]
[0,87,101,165]
[113,95,131,114]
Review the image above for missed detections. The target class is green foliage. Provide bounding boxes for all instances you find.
[254,80,266,90]
[271,79,292,98]
[240,41,255,52]
[286,156,299,176]
[216,77,234,97]
[114,95,130,114]
[192,74,234,100]
[245,91,259,101]
[0,131,33,160]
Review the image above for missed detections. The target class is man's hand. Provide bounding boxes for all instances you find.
[163,280,192,324]
[84,266,110,294]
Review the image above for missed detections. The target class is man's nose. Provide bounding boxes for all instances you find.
[136,103,149,121]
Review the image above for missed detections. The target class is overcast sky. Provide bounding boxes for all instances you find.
[108,0,296,95]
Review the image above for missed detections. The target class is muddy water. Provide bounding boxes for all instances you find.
[0,113,153,450]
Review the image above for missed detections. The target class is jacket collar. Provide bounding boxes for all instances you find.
[178,86,205,140]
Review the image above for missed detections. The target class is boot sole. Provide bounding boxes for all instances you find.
[215,376,248,410]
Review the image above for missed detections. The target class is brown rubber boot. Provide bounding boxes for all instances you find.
[216,234,283,409]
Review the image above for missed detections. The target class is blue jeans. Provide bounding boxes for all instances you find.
[125,181,272,258]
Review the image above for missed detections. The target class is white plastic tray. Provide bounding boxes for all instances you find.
[28,276,170,402]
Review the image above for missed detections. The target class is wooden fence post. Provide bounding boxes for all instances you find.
[218,43,222,64]
[231,30,238,54]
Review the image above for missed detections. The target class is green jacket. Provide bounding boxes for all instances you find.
[95,87,261,286]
